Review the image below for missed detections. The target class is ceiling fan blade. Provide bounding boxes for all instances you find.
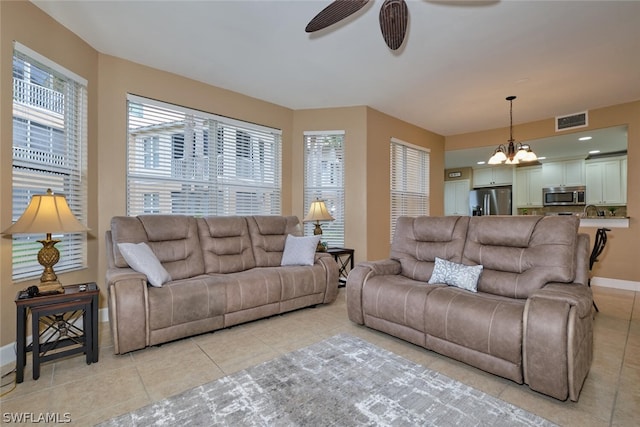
[379,0,408,50]
[305,0,370,33]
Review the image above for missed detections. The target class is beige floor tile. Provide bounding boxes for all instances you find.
[215,349,281,375]
[592,287,635,321]
[135,342,224,401]
[50,345,133,386]
[49,365,147,421]
[72,392,151,427]
[499,384,609,427]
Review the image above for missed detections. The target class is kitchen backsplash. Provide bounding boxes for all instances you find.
[517,205,627,217]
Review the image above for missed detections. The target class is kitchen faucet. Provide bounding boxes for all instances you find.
[582,204,599,218]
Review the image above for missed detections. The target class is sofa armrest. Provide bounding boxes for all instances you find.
[106,267,149,354]
[523,283,594,401]
[532,283,593,318]
[346,259,401,324]
[315,253,339,303]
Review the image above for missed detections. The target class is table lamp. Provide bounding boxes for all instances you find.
[2,189,89,294]
[303,199,334,252]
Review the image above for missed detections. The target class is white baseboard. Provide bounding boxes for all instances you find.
[0,307,109,369]
[591,276,640,292]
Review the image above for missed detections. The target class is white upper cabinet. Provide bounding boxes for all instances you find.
[542,159,585,187]
[515,166,543,207]
[585,156,626,205]
[473,167,513,187]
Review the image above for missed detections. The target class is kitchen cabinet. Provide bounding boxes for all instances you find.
[444,179,470,216]
[515,166,543,207]
[585,157,626,205]
[542,159,585,187]
[473,167,512,187]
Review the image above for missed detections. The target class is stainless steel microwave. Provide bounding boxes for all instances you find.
[543,186,586,206]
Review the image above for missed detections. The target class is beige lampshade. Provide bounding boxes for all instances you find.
[303,199,335,223]
[3,189,88,235]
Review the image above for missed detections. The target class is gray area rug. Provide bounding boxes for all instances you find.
[99,334,556,426]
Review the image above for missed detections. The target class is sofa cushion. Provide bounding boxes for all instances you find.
[428,257,483,292]
[197,216,256,273]
[462,215,579,299]
[362,275,442,333]
[247,216,302,267]
[223,268,284,313]
[147,275,227,331]
[281,234,321,266]
[390,216,470,282]
[425,286,525,366]
[117,242,171,287]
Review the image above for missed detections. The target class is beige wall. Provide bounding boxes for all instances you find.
[1,1,100,351]
[292,107,444,263]
[365,108,445,260]
[292,107,368,264]
[96,54,295,317]
[445,101,640,282]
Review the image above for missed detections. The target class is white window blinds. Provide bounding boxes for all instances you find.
[11,42,88,281]
[304,131,345,247]
[390,138,430,241]
[126,95,282,216]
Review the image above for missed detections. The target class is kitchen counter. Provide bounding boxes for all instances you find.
[579,216,629,228]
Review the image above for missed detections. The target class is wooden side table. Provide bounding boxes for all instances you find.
[326,248,355,286]
[15,282,99,382]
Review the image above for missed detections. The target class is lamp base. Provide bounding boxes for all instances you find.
[313,223,326,252]
[37,280,64,294]
[36,234,63,293]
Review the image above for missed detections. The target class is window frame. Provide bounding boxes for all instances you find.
[126,94,282,217]
[10,42,88,282]
[303,130,345,247]
[390,137,430,242]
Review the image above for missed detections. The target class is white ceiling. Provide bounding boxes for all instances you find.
[32,0,640,136]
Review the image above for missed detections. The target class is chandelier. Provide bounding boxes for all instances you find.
[488,96,537,165]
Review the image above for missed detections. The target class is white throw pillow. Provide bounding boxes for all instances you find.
[281,234,321,266]
[117,242,171,287]
[428,257,483,293]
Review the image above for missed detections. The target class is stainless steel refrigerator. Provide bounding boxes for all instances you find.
[469,186,512,216]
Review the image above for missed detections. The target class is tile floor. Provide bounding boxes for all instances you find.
[1,285,638,426]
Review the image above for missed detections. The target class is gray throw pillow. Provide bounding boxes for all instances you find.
[428,257,483,292]
[281,234,321,266]
[117,242,171,287]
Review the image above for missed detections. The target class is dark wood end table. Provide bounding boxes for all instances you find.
[326,248,355,286]
[15,282,99,383]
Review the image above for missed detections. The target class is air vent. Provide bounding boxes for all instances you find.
[556,111,588,131]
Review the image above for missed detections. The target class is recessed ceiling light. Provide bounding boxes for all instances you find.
[537,156,547,160]
[477,161,486,165]
[579,136,592,141]
[589,150,600,154]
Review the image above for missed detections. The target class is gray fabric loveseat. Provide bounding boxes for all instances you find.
[347,215,593,401]
[106,215,339,354]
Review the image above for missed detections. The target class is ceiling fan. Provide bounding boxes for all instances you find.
[305,0,409,50]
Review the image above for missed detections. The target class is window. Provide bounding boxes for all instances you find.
[304,131,345,246]
[126,95,281,216]
[11,42,88,281]
[390,138,430,241]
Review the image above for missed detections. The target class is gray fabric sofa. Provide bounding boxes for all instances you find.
[106,215,339,354]
[347,215,593,401]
